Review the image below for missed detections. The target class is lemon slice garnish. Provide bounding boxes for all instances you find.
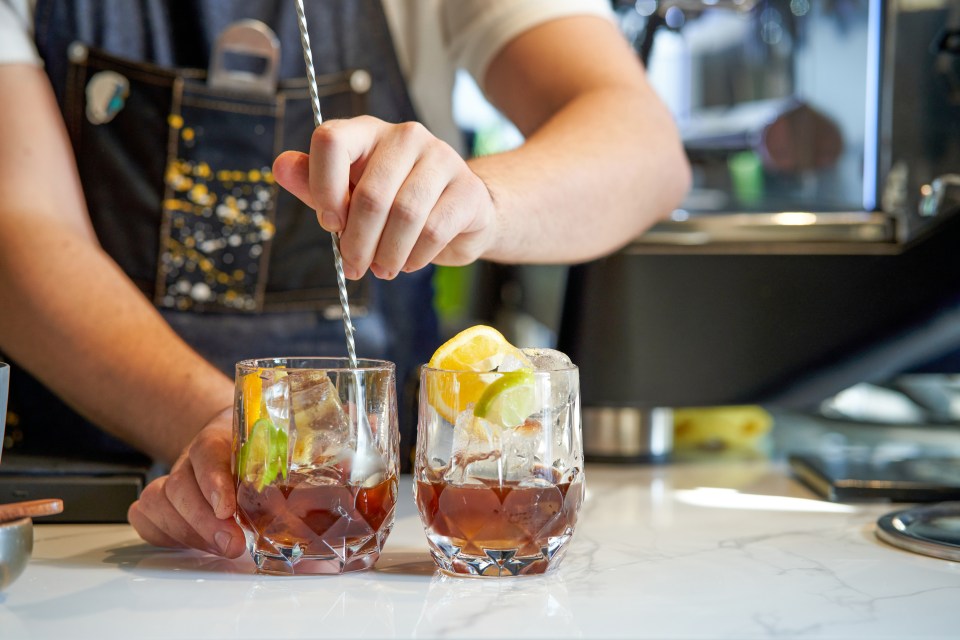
[426,325,530,423]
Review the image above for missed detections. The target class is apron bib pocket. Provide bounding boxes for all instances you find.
[64,32,372,314]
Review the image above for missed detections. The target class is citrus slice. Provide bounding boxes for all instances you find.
[474,369,536,428]
[239,417,288,491]
[241,369,266,429]
[428,325,519,372]
[425,325,531,423]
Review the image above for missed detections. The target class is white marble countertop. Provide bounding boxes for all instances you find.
[1,459,958,639]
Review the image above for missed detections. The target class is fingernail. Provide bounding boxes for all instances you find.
[215,530,233,555]
[210,491,223,515]
[321,210,341,232]
[372,263,394,280]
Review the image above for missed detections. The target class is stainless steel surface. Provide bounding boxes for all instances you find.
[294,0,358,369]
[582,407,673,461]
[657,0,759,12]
[0,517,32,591]
[632,211,896,248]
[876,503,960,562]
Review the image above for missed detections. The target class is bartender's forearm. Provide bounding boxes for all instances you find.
[0,217,233,463]
[0,64,232,464]
[473,16,690,264]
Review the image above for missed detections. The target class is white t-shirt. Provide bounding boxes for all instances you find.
[0,0,613,149]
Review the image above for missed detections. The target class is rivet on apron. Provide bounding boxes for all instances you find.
[349,69,372,94]
[67,41,88,63]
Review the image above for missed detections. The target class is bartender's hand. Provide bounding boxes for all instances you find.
[127,407,245,558]
[272,115,496,281]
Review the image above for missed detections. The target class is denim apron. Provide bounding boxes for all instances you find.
[5,0,436,468]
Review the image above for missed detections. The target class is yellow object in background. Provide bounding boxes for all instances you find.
[673,405,773,451]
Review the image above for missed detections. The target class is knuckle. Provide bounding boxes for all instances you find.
[127,502,143,526]
[192,429,214,452]
[455,171,487,202]
[163,472,184,501]
[396,120,427,142]
[310,123,338,148]
[435,139,461,162]
[420,219,447,245]
[140,478,164,504]
[193,425,224,453]
[190,437,228,471]
[391,198,423,225]
[412,164,443,192]
[351,185,390,215]
[133,483,160,511]
[465,171,487,195]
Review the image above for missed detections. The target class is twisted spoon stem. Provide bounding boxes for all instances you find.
[295,0,358,369]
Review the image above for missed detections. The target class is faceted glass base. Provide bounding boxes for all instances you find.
[252,547,379,575]
[242,523,392,575]
[426,530,573,577]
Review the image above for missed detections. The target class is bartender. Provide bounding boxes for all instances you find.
[0,0,689,555]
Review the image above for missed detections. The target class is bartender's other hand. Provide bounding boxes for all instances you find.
[273,115,495,280]
[127,407,245,558]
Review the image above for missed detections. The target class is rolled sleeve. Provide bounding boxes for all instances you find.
[0,0,41,65]
[441,0,614,88]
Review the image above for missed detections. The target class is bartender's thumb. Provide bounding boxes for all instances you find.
[273,151,316,209]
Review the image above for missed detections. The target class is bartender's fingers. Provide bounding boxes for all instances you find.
[370,146,457,279]
[127,503,183,549]
[165,457,245,559]
[186,412,237,521]
[340,123,431,279]
[405,173,493,271]
[273,151,314,209]
[128,476,214,553]
[306,116,387,236]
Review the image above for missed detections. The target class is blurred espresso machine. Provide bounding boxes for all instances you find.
[558,0,960,460]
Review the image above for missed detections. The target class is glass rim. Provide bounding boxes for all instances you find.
[236,357,395,373]
[419,363,579,375]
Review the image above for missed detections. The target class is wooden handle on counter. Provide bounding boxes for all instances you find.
[0,498,64,523]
